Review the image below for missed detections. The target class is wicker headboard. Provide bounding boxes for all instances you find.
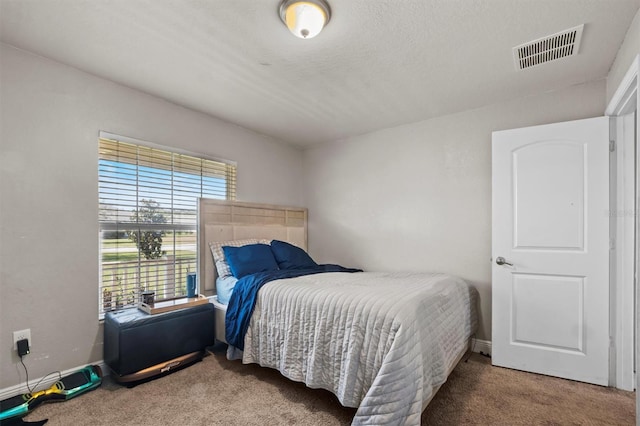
[197,199,308,295]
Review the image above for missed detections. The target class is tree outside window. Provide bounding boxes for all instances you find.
[128,199,168,260]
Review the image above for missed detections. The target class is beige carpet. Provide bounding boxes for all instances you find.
[22,349,634,425]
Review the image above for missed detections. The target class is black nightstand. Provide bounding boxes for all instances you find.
[104,303,215,384]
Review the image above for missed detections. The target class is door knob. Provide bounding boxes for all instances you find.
[496,256,513,266]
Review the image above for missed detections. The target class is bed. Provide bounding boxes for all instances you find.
[197,199,478,425]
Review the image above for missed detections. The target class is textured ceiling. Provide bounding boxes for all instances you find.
[1,0,639,147]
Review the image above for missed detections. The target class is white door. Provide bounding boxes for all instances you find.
[492,116,609,385]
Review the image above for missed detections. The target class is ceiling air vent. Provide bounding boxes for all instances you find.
[513,24,584,71]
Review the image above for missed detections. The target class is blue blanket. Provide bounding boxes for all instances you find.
[225,265,361,350]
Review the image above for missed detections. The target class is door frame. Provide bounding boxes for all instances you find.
[605,54,639,391]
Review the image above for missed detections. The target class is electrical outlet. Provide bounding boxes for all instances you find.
[13,329,31,350]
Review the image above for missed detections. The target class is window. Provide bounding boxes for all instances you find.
[98,134,236,317]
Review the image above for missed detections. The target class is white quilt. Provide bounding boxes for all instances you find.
[239,271,478,425]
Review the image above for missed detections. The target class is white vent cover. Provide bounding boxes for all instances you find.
[513,24,584,70]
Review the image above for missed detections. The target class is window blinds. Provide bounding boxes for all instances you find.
[98,136,236,316]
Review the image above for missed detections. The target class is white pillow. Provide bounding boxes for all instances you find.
[209,239,269,279]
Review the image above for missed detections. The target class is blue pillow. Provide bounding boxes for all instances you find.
[270,240,318,270]
[215,276,238,305]
[222,244,279,279]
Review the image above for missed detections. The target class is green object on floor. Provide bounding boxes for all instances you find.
[0,365,102,424]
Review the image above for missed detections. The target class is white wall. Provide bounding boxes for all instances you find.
[607,8,640,105]
[303,79,606,341]
[0,43,303,388]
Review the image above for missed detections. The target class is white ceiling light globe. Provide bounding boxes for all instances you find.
[280,0,331,39]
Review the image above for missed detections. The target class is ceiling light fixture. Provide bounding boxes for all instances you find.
[279,0,331,39]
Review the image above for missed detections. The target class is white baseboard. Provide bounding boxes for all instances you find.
[0,360,109,400]
[471,338,492,356]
